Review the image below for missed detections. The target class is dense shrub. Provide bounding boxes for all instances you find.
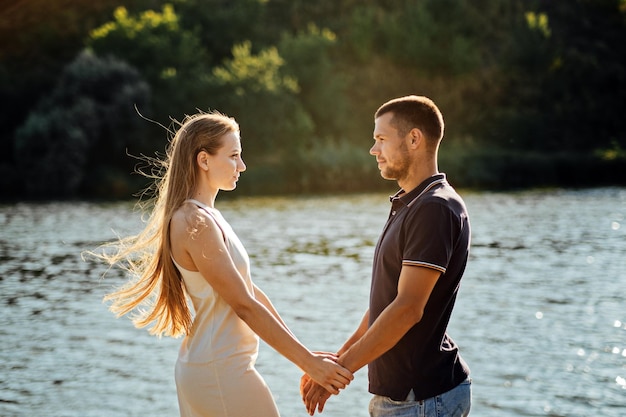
[14,51,150,198]
[87,5,209,121]
[2,0,625,200]
[237,139,390,195]
[440,145,626,190]
[203,41,314,162]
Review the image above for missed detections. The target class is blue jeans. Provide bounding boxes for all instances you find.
[369,378,471,417]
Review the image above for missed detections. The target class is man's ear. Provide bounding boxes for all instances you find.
[408,128,423,148]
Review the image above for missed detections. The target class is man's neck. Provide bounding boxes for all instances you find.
[398,166,438,193]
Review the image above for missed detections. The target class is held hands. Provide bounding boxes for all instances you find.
[300,373,333,415]
[303,352,352,396]
[300,352,349,415]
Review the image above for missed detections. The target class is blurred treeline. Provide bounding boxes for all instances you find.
[1,0,625,200]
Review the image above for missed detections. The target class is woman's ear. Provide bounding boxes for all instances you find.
[196,151,210,171]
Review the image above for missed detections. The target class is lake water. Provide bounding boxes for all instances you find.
[1,188,625,417]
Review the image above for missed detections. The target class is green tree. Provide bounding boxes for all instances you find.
[207,41,313,154]
[87,4,210,121]
[171,0,269,65]
[534,0,625,152]
[339,0,528,144]
[0,0,141,182]
[14,51,150,199]
[278,25,348,141]
[492,0,626,152]
[202,41,315,192]
[263,0,362,35]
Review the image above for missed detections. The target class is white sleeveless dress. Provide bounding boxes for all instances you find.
[173,199,280,417]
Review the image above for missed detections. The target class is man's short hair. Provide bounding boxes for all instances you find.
[375,95,444,144]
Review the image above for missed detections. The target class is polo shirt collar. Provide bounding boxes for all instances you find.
[390,173,447,206]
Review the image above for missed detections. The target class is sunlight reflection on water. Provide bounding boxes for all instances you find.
[1,188,625,416]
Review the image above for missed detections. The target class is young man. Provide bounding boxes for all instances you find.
[301,96,471,417]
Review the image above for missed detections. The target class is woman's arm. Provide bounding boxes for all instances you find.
[172,209,353,393]
[253,283,297,338]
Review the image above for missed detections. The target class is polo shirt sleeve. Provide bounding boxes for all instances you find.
[402,201,457,274]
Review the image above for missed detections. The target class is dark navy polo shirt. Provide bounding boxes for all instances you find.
[368,173,471,401]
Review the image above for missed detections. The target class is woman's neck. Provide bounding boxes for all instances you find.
[191,187,217,208]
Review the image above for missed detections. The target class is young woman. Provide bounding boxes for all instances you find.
[100,111,352,416]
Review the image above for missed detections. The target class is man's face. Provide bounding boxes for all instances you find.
[370,112,411,182]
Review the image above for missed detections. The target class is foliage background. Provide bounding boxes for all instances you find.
[1,0,625,200]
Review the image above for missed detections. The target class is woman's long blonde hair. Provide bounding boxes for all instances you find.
[98,111,239,337]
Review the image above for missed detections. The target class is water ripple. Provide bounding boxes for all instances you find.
[1,189,625,416]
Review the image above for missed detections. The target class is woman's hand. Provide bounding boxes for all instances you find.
[302,353,353,395]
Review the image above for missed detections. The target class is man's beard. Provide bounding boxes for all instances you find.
[381,143,411,182]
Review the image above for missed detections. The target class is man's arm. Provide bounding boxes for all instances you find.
[302,265,441,414]
[337,309,369,355]
[337,265,440,372]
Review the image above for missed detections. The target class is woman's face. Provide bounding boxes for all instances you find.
[206,132,246,191]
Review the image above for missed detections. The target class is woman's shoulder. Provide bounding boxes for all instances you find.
[172,201,199,224]
[171,201,223,241]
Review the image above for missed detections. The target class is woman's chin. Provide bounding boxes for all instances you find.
[221,183,237,192]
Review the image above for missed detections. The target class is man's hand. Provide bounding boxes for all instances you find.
[300,373,333,415]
